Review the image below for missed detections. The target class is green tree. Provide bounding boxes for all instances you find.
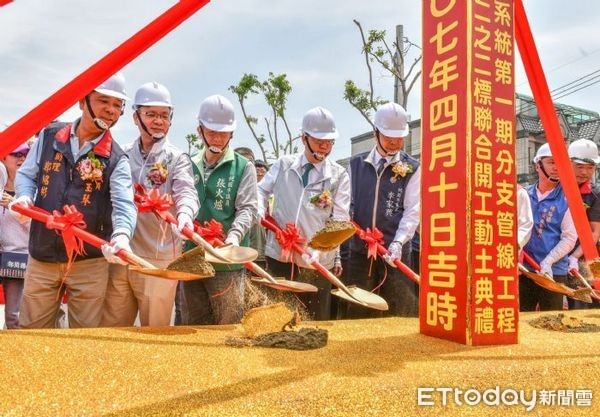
[185,133,202,155]
[230,72,298,162]
[344,20,421,127]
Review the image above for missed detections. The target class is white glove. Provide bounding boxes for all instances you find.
[101,234,131,265]
[172,213,193,240]
[8,195,33,223]
[224,234,240,247]
[301,248,320,265]
[568,256,579,273]
[539,260,554,280]
[383,241,402,267]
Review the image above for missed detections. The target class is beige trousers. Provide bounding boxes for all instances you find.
[101,259,178,327]
[19,257,109,329]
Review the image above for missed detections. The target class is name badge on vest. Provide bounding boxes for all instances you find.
[0,252,29,279]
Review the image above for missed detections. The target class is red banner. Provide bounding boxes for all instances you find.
[421,0,518,345]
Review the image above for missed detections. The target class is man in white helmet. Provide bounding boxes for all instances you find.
[520,143,577,311]
[565,138,600,308]
[340,102,420,318]
[257,106,350,320]
[11,72,137,328]
[101,81,199,327]
[180,94,257,325]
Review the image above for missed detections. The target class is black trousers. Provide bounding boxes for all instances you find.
[265,256,333,321]
[519,274,566,311]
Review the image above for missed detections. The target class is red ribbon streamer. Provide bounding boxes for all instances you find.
[45,205,87,274]
[194,220,226,247]
[134,183,174,222]
[357,227,384,261]
[274,223,306,262]
[0,0,210,159]
[515,0,597,262]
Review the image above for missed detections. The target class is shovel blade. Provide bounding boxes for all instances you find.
[521,266,592,302]
[205,244,258,264]
[250,277,318,293]
[331,286,389,311]
[572,288,593,304]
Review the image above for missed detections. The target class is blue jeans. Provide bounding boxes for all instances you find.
[2,277,24,329]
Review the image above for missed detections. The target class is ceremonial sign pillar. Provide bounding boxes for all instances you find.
[421,0,518,345]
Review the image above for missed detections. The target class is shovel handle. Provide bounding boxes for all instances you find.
[350,221,420,284]
[261,216,358,298]
[157,210,233,263]
[12,204,153,270]
[522,250,541,271]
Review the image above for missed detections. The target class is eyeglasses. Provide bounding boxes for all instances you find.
[9,152,28,158]
[140,111,171,121]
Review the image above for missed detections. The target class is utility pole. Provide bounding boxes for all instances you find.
[393,24,405,105]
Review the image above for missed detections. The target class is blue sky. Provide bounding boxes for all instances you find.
[1,0,600,160]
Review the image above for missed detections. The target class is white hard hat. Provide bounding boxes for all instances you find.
[374,102,409,137]
[197,95,236,132]
[133,81,173,108]
[568,139,600,165]
[301,106,338,140]
[533,143,552,163]
[94,71,129,101]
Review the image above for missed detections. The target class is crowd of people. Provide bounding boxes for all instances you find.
[0,72,598,329]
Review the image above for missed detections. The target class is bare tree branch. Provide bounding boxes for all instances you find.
[353,19,376,105]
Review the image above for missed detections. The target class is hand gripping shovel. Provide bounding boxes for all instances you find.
[520,251,592,304]
[193,221,317,293]
[350,221,420,285]
[12,204,205,281]
[261,216,389,311]
[133,185,256,264]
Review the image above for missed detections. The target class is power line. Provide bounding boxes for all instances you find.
[519,67,600,114]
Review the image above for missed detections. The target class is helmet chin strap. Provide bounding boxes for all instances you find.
[375,129,398,156]
[135,109,167,141]
[304,135,330,162]
[538,161,559,183]
[200,126,232,154]
[85,95,120,131]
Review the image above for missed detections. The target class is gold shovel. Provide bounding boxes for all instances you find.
[261,216,389,311]
[518,264,592,304]
[569,268,600,302]
[12,204,209,281]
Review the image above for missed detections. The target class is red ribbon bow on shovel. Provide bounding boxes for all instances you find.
[274,223,306,262]
[133,183,174,221]
[357,227,384,261]
[45,205,87,274]
[194,219,226,247]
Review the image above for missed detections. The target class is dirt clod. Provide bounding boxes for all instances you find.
[528,313,600,332]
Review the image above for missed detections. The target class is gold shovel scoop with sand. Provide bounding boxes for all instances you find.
[308,219,357,251]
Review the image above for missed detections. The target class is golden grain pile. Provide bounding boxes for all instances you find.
[0,310,598,416]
